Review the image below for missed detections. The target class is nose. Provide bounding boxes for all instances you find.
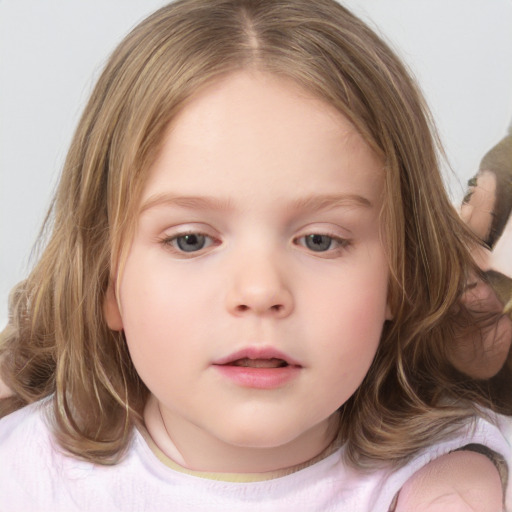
[225,252,294,318]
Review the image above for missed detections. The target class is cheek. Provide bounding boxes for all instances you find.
[303,271,387,397]
[120,248,205,322]
[117,255,200,373]
[307,264,389,337]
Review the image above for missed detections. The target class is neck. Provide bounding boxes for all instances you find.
[143,395,340,474]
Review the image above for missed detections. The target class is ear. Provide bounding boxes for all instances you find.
[103,281,124,331]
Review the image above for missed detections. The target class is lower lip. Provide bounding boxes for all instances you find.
[213,365,301,389]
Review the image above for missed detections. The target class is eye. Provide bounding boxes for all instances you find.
[295,233,349,253]
[176,233,207,252]
[462,190,474,205]
[305,234,333,251]
[163,232,215,253]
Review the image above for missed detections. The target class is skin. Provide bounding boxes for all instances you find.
[406,165,510,503]
[105,70,391,473]
[456,170,512,378]
[461,171,497,248]
[396,451,503,512]
[461,170,512,277]
[103,71,502,504]
[491,212,512,278]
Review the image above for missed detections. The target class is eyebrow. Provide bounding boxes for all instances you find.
[140,194,235,213]
[139,192,373,214]
[289,194,373,211]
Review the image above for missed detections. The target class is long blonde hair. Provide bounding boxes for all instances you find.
[0,0,505,466]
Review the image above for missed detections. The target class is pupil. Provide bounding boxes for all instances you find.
[306,234,331,252]
[177,234,206,252]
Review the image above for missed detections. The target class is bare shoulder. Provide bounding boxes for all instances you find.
[395,450,503,512]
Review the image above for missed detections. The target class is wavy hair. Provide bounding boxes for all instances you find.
[0,0,507,466]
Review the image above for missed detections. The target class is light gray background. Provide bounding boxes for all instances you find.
[1,0,512,328]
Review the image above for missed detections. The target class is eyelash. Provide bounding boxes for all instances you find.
[159,231,351,257]
[293,233,352,259]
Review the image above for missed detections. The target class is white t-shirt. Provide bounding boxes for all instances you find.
[0,399,510,512]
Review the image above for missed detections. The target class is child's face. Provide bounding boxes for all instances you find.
[106,71,391,470]
[461,171,497,245]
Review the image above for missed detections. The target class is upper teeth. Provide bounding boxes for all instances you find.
[232,358,287,368]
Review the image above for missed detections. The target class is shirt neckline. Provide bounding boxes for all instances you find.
[135,422,343,483]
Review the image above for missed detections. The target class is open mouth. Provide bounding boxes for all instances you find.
[214,347,300,366]
[228,358,289,368]
[213,352,301,388]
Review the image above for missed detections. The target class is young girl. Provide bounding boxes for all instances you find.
[0,1,510,510]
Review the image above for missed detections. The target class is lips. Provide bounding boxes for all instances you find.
[213,347,302,368]
[212,347,302,389]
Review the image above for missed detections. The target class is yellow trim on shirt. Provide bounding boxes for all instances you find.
[136,423,340,483]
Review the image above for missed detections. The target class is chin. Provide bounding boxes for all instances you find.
[218,416,324,452]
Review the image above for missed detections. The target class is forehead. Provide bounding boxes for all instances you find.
[142,70,385,208]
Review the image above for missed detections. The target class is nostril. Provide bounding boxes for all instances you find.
[234,303,284,314]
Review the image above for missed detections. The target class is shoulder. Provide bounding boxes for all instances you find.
[395,450,503,512]
[0,398,56,470]
[0,398,51,444]
[373,414,511,512]
[0,399,136,510]
[0,399,59,505]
